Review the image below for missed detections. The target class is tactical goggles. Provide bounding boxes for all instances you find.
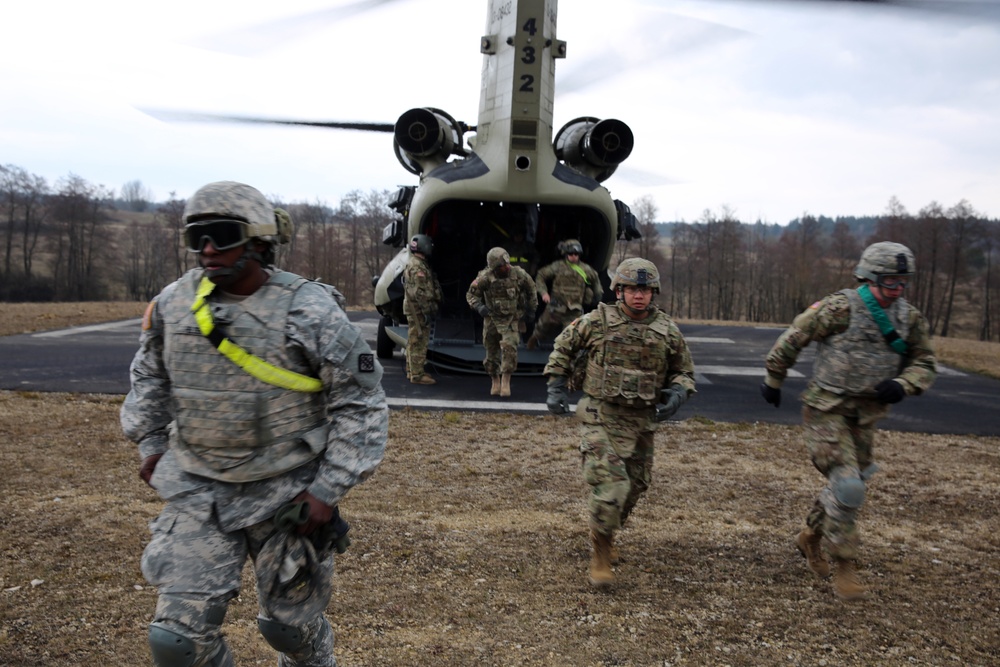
[876,275,909,290]
[184,219,251,253]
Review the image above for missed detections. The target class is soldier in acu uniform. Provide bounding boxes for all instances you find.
[527,239,602,349]
[761,241,937,600]
[466,247,536,397]
[121,181,388,667]
[544,258,695,588]
[402,234,443,385]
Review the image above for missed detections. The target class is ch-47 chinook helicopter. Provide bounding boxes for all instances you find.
[154,0,640,374]
[370,0,641,373]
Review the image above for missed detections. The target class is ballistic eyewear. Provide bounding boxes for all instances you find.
[185,219,251,253]
[876,275,909,290]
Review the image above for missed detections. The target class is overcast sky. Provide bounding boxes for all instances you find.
[2,0,998,223]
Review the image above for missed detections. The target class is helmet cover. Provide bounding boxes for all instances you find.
[611,257,660,291]
[855,242,915,281]
[184,181,283,244]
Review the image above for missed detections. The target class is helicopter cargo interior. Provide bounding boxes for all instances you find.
[380,198,614,374]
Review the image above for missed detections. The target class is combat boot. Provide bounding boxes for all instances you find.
[796,528,830,578]
[490,376,501,396]
[609,533,620,566]
[500,373,512,397]
[525,333,539,350]
[410,374,436,385]
[589,530,615,588]
[832,558,868,600]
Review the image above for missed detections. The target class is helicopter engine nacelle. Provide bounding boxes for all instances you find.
[554,117,634,183]
[393,107,465,176]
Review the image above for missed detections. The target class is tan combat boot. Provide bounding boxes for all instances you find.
[589,530,615,588]
[609,533,620,566]
[490,376,501,396]
[500,373,512,397]
[832,558,868,600]
[410,374,436,385]
[796,528,830,578]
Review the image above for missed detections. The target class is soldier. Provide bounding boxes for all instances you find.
[402,234,443,385]
[761,241,937,600]
[121,181,388,667]
[545,258,695,587]
[504,222,539,277]
[527,239,602,349]
[467,247,536,397]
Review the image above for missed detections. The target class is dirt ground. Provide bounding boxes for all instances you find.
[1,391,997,666]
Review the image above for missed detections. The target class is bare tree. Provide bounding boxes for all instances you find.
[158,193,190,281]
[2,166,48,280]
[49,174,114,300]
[336,189,395,306]
[121,179,154,213]
[120,217,172,301]
[938,200,978,337]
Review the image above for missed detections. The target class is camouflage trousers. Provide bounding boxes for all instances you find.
[576,395,656,535]
[483,316,520,376]
[405,313,431,378]
[533,305,581,343]
[142,504,337,667]
[801,405,879,561]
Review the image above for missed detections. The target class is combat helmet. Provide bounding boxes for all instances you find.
[487,247,511,270]
[184,181,289,246]
[854,242,916,282]
[557,239,583,256]
[611,257,660,293]
[409,234,433,257]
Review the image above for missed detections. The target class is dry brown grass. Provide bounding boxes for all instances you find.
[0,302,148,337]
[931,336,1000,379]
[2,391,998,666]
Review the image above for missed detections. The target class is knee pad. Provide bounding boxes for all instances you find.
[149,624,231,667]
[258,617,311,654]
[832,475,866,509]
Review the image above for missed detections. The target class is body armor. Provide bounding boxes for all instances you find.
[581,303,676,407]
[160,271,327,482]
[812,288,911,396]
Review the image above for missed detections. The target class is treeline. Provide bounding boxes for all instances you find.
[627,198,999,341]
[4,164,998,341]
[0,164,398,306]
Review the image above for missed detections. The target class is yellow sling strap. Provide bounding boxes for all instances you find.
[191,277,323,393]
[567,261,590,283]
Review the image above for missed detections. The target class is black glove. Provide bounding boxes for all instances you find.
[760,382,781,408]
[546,376,570,415]
[875,379,906,404]
[476,304,490,319]
[655,385,688,422]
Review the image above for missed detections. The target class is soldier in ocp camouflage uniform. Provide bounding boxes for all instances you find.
[761,241,936,601]
[121,181,388,667]
[402,234,443,385]
[526,239,602,349]
[466,247,536,397]
[545,258,695,588]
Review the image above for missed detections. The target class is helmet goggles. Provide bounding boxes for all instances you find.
[876,275,909,290]
[185,219,251,253]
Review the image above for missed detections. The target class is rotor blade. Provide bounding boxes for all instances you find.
[140,108,395,133]
[189,0,406,56]
[745,0,1000,20]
